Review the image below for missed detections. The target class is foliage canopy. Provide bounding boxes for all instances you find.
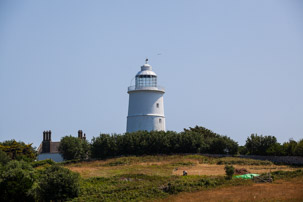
[91,126,239,159]
[58,136,90,160]
[35,165,80,201]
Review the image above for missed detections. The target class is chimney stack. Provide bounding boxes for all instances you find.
[78,130,83,139]
[49,130,52,141]
[78,130,86,140]
[42,130,51,153]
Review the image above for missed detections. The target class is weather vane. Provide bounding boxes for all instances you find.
[145,58,148,64]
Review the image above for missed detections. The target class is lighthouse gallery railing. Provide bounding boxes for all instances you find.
[128,85,165,92]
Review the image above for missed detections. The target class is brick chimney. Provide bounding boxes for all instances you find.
[78,130,86,140]
[42,130,51,153]
[78,130,83,139]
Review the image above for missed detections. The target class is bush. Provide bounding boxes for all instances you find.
[0,149,10,165]
[0,160,36,202]
[224,165,234,180]
[31,159,55,168]
[270,169,303,180]
[58,136,90,160]
[0,140,36,162]
[36,165,80,201]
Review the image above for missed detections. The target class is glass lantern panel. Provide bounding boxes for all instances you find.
[136,75,157,87]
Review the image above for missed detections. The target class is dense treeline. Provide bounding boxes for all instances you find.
[58,126,303,161]
[90,126,238,159]
[241,134,303,156]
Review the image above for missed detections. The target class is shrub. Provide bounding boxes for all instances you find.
[0,149,10,165]
[36,165,80,201]
[31,159,55,168]
[0,160,36,201]
[224,165,235,180]
[0,140,36,162]
[270,169,303,180]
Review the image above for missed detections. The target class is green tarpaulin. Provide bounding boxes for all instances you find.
[234,174,260,179]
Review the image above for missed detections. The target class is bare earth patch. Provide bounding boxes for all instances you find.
[162,176,303,202]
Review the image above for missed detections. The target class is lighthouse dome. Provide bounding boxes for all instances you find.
[136,64,157,77]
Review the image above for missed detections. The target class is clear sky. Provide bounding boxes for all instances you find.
[0,0,302,148]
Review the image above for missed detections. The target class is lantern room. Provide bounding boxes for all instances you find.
[135,63,157,88]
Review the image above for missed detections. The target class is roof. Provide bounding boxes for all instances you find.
[136,64,157,77]
[37,141,60,154]
[50,142,60,153]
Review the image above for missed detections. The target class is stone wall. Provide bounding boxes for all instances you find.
[202,154,303,165]
[239,155,303,165]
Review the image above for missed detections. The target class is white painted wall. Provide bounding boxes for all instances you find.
[37,153,64,162]
[127,89,166,132]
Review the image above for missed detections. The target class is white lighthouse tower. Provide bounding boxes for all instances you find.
[126,59,166,132]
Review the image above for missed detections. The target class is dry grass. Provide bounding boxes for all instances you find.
[172,164,296,176]
[162,176,303,202]
[64,155,303,201]
[65,155,297,178]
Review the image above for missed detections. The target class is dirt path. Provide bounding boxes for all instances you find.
[162,177,303,202]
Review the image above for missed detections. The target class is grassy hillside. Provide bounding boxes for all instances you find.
[59,155,303,201]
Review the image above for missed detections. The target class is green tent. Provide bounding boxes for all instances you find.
[234,174,260,179]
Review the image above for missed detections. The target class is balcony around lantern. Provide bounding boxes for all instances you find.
[128,85,165,93]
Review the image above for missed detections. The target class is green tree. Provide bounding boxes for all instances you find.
[295,139,303,156]
[58,136,90,160]
[266,143,284,156]
[36,165,80,201]
[245,134,277,155]
[282,139,297,156]
[0,160,36,202]
[238,145,248,155]
[91,134,119,158]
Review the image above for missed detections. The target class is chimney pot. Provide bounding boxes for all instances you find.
[49,130,52,141]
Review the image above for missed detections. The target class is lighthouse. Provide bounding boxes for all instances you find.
[126,59,166,132]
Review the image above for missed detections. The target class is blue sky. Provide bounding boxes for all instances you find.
[0,0,302,147]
